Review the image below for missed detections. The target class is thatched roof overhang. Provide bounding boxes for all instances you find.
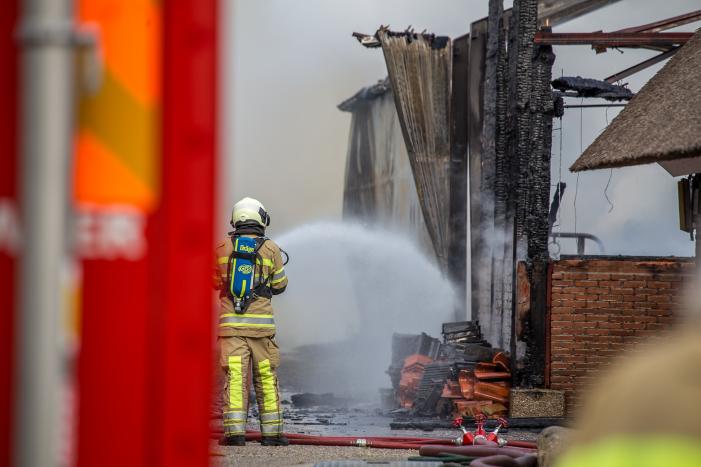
[570,30,701,173]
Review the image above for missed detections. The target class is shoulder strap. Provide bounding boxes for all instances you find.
[254,236,268,252]
[252,237,268,284]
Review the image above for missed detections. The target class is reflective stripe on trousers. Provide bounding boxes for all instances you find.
[258,359,282,435]
[220,313,275,329]
[260,410,283,435]
[223,410,246,435]
[226,357,246,435]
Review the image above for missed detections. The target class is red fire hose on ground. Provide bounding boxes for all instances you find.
[211,429,538,451]
[213,412,540,464]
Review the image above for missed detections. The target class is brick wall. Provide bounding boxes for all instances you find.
[548,256,695,414]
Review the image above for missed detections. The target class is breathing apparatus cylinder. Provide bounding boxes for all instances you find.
[229,236,258,314]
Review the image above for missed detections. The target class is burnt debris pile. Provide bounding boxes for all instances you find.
[385,321,511,419]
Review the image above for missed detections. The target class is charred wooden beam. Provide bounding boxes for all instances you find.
[552,76,633,100]
[604,47,679,84]
[507,0,556,387]
[494,0,512,352]
[468,19,487,321]
[614,9,701,33]
[449,35,470,320]
[537,0,620,27]
[525,38,556,388]
[506,0,522,372]
[534,31,692,48]
[513,0,538,244]
[479,0,499,345]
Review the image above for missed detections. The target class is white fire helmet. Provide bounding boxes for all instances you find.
[231,197,270,227]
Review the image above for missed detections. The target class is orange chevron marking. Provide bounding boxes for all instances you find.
[79,0,161,108]
[74,130,156,211]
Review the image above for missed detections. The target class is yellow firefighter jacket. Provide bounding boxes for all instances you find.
[214,235,288,337]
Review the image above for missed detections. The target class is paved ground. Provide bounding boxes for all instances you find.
[210,443,421,466]
[210,407,540,466]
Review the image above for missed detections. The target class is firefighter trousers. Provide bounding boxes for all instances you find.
[219,335,283,437]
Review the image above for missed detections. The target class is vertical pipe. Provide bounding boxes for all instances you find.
[15,0,74,466]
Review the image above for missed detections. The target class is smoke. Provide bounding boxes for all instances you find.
[224,0,700,258]
[223,0,492,233]
[271,221,455,398]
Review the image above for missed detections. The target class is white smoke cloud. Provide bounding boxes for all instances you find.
[271,221,455,396]
[224,0,699,258]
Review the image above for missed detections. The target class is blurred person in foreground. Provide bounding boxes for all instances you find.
[555,275,701,467]
[213,197,289,446]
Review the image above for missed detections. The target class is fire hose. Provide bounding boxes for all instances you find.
[469,454,538,467]
[211,429,537,451]
[418,445,536,457]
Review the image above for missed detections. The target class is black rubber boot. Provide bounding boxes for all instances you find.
[219,435,246,446]
[260,435,289,446]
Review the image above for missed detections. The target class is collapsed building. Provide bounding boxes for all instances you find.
[340,0,701,416]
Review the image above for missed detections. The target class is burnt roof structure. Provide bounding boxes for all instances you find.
[337,78,390,112]
[570,29,701,172]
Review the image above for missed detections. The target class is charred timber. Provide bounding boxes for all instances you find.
[528,42,556,265]
[507,0,556,386]
[479,0,499,347]
[353,28,451,49]
[551,76,632,101]
[449,35,470,319]
[469,19,489,340]
[513,0,538,242]
[533,31,692,47]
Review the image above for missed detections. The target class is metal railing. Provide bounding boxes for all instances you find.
[551,232,605,255]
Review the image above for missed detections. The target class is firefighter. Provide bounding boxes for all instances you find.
[214,197,289,446]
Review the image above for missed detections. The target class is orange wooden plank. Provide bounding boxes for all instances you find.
[493,352,510,372]
[474,381,510,404]
[475,370,512,380]
[458,370,475,399]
